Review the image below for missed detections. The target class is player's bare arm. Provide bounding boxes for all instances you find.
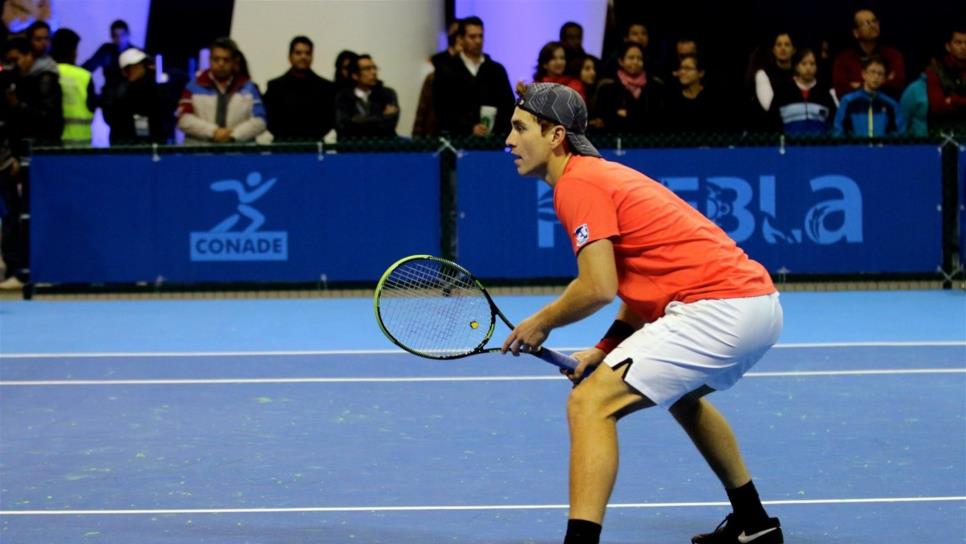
[502,239,617,356]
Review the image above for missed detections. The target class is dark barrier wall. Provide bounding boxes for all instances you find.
[31,153,440,283]
[458,145,943,278]
[960,145,966,268]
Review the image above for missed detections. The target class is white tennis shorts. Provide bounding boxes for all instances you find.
[603,293,783,408]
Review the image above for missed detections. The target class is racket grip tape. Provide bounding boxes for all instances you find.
[533,348,579,372]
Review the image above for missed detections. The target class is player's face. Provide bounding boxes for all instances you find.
[289,43,313,70]
[506,109,554,178]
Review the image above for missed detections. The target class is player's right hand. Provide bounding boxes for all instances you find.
[563,347,606,384]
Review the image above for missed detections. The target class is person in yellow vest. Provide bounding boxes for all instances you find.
[50,28,96,146]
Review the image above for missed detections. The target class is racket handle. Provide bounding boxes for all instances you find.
[533,348,579,372]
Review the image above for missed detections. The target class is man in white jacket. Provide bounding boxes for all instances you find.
[176,37,267,144]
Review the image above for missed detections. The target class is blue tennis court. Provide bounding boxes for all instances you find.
[1,290,964,543]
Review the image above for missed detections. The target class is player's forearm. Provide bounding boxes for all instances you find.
[538,276,614,330]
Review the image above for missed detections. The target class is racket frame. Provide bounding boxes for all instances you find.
[373,255,580,374]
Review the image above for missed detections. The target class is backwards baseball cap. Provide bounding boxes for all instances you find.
[118,48,148,69]
[515,82,601,158]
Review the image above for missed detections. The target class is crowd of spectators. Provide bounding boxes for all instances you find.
[0,11,962,289]
[0,10,961,150]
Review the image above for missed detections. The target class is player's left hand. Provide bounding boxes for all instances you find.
[501,315,549,356]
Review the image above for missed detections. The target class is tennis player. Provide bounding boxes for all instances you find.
[501,83,784,544]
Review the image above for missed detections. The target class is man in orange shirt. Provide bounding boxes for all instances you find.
[502,83,784,544]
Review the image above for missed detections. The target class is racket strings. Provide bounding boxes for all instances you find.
[378,260,492,356]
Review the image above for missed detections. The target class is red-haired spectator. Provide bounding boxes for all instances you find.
[518,41,585,101]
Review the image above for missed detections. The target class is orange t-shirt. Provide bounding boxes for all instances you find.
[554,155,775,323]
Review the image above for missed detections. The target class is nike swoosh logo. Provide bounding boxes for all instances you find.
[737,526,778,543]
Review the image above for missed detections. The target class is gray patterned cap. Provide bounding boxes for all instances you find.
[516,83,601,158]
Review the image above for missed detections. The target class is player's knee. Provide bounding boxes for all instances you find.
[567,384,608,424]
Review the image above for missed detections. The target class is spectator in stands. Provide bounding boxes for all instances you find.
[519,41,585,100]
[106,49,181,145]
[50,28,95,146]
[567,53,604,130]
[602,21,649,79]
[433,16,514,137]
[654,36,699,83]
[900,67,931,137]
[2,36,62,144]
[833,56,903,137]
[832,9,905,100]
[333,50,359,94]
[0,36,61,290]
[665,54,719,133]
[414,20,462,136]
[81,19,133,96]
[926,27,966,131]
[594,41,666,134]
[25,20,50,59]
[770,48,836,135]
[560,21,585,64]
[176,37,267,144]
[431,20,462,70]
[753,32,795,112]
[264,36,335,142]
[0,81,20,289]
[334,54,399,139]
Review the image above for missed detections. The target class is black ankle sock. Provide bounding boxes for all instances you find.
[726,480,769,526]
[564,519,602,544]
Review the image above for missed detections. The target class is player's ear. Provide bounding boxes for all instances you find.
[552,126,567,149]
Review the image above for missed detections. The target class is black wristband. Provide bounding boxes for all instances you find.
[603,319,635,341]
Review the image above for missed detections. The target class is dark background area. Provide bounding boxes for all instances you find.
[610,0,965,128]
[613,0,964,73]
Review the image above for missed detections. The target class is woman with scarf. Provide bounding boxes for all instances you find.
[593,41,666,134]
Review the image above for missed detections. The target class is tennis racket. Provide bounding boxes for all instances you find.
[374,254,582,375]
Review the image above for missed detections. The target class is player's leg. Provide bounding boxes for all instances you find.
[564,361,653,543]
[664,293,784,543]
[670,396,750,488]
[673,397,782,543]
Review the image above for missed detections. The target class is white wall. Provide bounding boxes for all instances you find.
[231,0,446,138]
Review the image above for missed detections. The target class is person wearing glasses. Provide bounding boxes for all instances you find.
[334,54,399,139]
[832,9,906,100]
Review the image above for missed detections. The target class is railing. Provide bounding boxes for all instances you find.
[19,130,965,296]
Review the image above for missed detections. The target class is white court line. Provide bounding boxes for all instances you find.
[0,341,964,359]
[1,368,963,386]
[1,496,962,516]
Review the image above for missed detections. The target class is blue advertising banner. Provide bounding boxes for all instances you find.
[457,146,942,278]
[31,153,440,283]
